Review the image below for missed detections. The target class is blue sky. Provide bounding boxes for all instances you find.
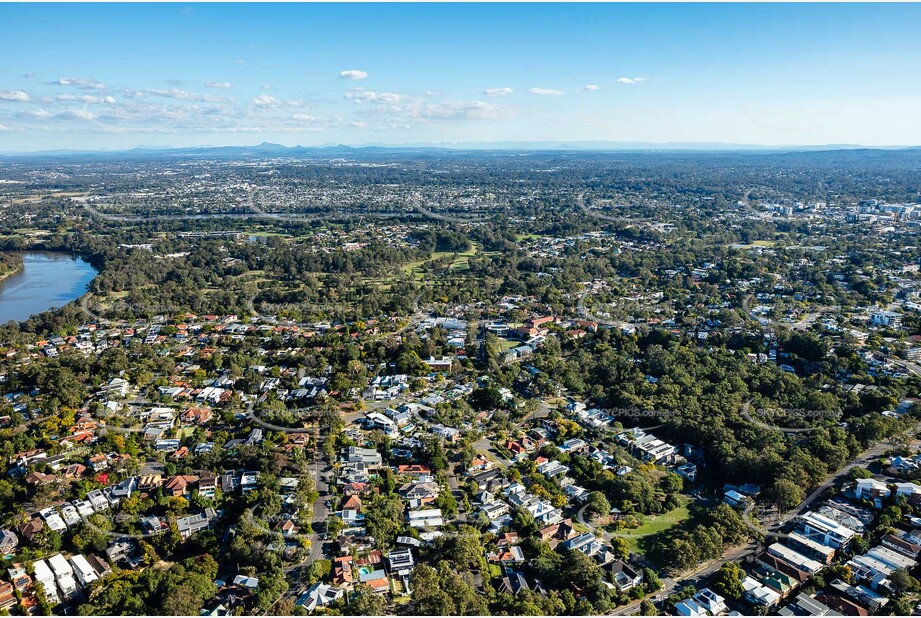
[2,3,921,151]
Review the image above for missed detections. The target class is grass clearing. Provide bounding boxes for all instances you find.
[613,495,691,554]
[399,244,480,280]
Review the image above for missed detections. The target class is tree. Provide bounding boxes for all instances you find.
[469,386,504,411]
[711,562,745,599]
[584,491,611,520]
[767,478,805,511]
[610,536,630,561]
[450,526,486,571]
[326,516,344,538]
[350,586,387,615]
[162,584,204,615]
[888,568,919,595]
[307,559,331,584]
[661,473,684,494]
[410,562,487,615]
[642,568,662,593]
[640,598,658,615]
[364,494,405,549]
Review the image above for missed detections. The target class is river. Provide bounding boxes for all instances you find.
[0,252,98,323]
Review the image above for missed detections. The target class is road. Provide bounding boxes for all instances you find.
[893,358,921,378]
[605,419,921,616]
[766,421,920,533]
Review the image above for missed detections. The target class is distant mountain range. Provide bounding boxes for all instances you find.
[2,141,920,158]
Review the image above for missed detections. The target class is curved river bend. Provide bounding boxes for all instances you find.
[0,252,98,323]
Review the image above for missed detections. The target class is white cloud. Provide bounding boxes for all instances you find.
[205,81,232,89]
[415,99,506,120]
[349,121,366,128]
[252,94,280,107]
[344,88,404,104]
[0,90,31,102]
[60,109,97,121]
[0,124,10,131]
[348,88,507,123]
[340,70,368,80]
[617,77,648,84]
[56,94,117,104]
[579,84,600,91]
[146,88,230,103]
[483,87,514,97]
[261,85,273,90]
[20,109,52,119]
[528,87,564,96]
[55,77,106,90]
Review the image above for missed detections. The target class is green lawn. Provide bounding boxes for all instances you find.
[612,495,691,553]
[399,245,479,279]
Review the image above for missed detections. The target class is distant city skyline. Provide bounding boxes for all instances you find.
[2,3,921,151]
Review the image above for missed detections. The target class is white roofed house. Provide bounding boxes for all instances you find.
[175,508,218,539]
[99,377,130,397]
[563,484,590,503]
[675,588,727,617]
[616,428,678,463]
[605,560,643,592]
[796,511,857,549]
[39,509,67,534]
[387,547,416,591]
[407,508,444,528]
[342,446,383,467]
[854,478,891,507]
[31,559,59,605]
[558,438,589,454]
[536,459,569,478]
[295,583,344,612]
[559,532,603,557]
[847,544,919,590]
[87,489,111,512]
[430,424,461,443]
[742,575,781,608]
[47,553,78,599]
[766,543,824,575]
[894,481,921,506]
[69,554,99,587]
[363,412,398,436]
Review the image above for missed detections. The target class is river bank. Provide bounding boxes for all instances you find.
[0,252,98,324]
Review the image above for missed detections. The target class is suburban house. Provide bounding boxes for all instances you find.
[295,583,344,612]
